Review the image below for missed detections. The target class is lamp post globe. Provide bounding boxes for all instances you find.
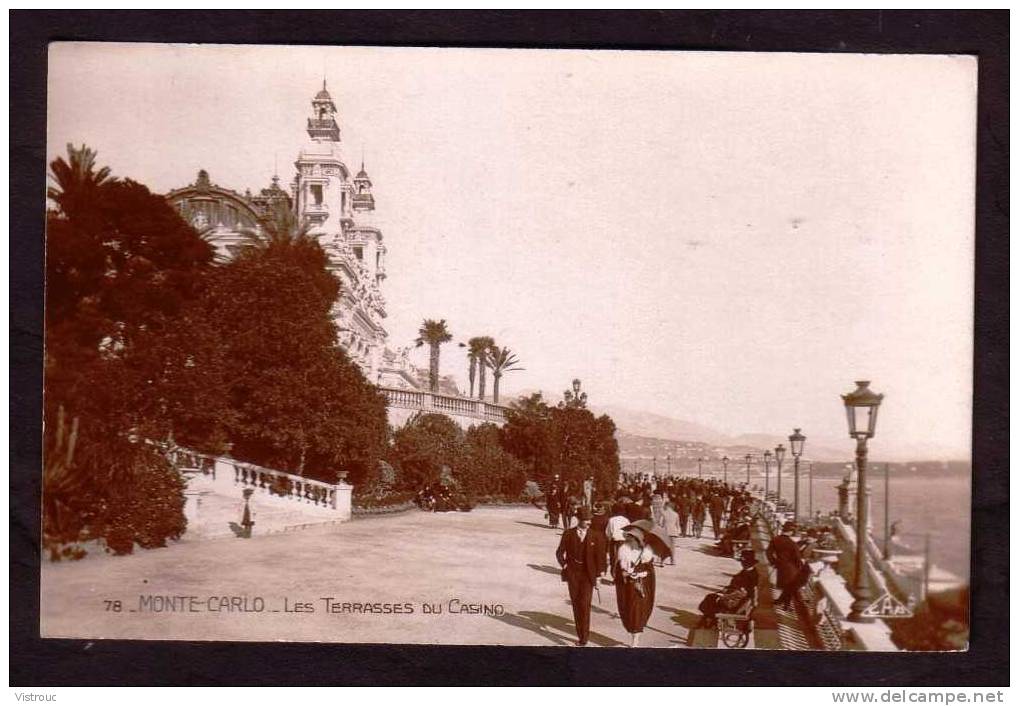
[789,428,806,521]
[842,380,884,623]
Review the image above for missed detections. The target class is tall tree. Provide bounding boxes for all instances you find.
[473,335,495,401]
[500,391,620,496]
[44,146,215,556]
[206,244,386,484]
[415,319,452,393]
[500,393,553,482]
[488,345,524,404]
[47,143,113,225]
[458,336,491,398]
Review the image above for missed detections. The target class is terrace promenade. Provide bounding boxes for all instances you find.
[41,505,812,648]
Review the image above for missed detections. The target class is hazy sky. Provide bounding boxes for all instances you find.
[47,43,976,460]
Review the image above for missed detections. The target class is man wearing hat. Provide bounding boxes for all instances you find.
[547,475,562,528]
[767,521,806,609]
[698,549,760,627]
[555,506,608,646]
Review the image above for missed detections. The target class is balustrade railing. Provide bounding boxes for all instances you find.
[167,447,343,512]
[380,386,509,424]
[230,459,338,510]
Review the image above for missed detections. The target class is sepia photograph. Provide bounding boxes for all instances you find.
[38,41,977,654]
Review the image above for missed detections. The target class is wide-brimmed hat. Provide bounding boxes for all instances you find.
[576,507,593,522]
[623,526,646,543]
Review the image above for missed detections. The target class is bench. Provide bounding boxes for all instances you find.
[716,597,756,648]
[730,538,752,558]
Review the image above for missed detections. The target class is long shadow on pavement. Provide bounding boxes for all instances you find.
[519,610,624,647]
[488,611,573,646]
[515,521,557,530]
[689,543,724,557]
[659,605,703,631]
[527,563,562,576]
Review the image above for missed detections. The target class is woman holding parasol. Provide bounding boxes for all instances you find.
[614,520,673,647]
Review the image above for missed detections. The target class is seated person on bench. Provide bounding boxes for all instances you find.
[698,549,759,627]
[718,508,752,556]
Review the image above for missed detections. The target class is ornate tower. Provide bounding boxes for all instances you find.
[293,80,350,232]
[351,161,375,213]
[292,81,388,380]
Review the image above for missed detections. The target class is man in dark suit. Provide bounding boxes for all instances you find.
[709,492,726,539]
[547,475,562,528]
[556,506,608,646]
[676,492,692,537]
[766,521,806,609]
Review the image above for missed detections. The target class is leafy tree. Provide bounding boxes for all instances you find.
[459,423,528,497]
[415,319,453,393]
[548,404,621,497]
[389,413,464,490]
[43,146,215,556]
[487,345,524,404]
[500,393,554,482]
[500,390,620,497]
[205,244,386,484]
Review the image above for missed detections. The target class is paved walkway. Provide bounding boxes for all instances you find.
[41,505,792,648]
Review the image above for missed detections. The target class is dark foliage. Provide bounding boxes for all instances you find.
[500,392,620,496]
[43,146,215,557]
[206,231,387,485]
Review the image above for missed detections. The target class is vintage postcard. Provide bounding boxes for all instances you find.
[41,43,975,651]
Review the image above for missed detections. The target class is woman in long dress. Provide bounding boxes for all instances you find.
[615,529,657,647]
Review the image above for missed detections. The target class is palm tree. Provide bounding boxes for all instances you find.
[47,143,114,222]
[239,204,314,255]
[488,345,524,404]
[458,336,492,398]
[473,335,495,401]
[415,319,453,393]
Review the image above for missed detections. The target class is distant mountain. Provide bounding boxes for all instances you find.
[496,393,965,463]
[591,404,728,445]
[728,433,848,462]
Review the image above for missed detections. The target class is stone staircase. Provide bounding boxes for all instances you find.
[175,452,352,541]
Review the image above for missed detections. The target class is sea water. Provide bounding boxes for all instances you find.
[766,472,971,581]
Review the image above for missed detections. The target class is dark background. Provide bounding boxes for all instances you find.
[10,10,1008,686]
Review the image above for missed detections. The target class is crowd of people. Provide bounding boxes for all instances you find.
[550,472,813,647]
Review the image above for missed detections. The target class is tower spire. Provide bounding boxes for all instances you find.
[307,81,340,142]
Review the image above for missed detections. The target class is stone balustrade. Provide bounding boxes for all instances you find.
[381,386,509,426]
[168,447,352,521]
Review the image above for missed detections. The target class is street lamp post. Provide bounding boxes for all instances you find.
[744,453,752,486]
[789,428,806,521]
[842,380,884,623]
[722,456,729,484]
[763,450,772,501]
[667,454,672,476]
[652,456,657,475]
[697,457,703,479]
[774,444,786,506]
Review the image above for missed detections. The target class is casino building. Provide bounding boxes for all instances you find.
[166,82,506,427]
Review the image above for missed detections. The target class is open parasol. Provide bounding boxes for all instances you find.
[623,520,674,560]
